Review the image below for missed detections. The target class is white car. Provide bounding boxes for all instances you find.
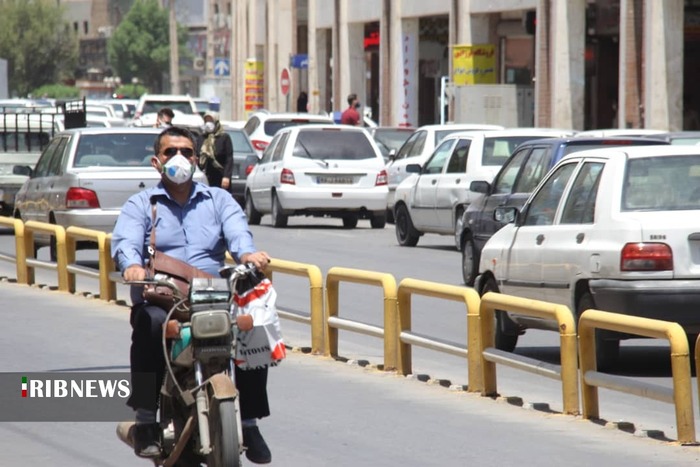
[242,111,335,156]
[131,94,204,129]
[475,145,700,367]
[385,123,505,221]
[393,128,573,248]
[244,125,388,228]
[13,127,207,257]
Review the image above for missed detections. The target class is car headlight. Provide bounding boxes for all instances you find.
[191,310,232,339]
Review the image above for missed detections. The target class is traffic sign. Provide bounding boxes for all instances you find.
[280,68,291,96]
[214,58,230,77]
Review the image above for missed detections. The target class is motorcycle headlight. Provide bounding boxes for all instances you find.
[191,310,232,339]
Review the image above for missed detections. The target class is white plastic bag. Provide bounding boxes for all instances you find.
[233,278,286,370]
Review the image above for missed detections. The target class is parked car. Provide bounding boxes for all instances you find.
[367,126,414,163]
[242,111,335,156]
[393,128,573,249]
[474,145,700,367]
[13,127,207,257]
[244,125,388,228]
[458,136,670,285]
[384,123,505,222]
[222,126,259,207]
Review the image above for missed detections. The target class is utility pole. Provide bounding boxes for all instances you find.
[169,0,180,94]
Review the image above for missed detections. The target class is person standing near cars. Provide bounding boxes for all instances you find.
[199,111,234,191]
[340,93,361,126]
[154,107,174,128]
[111,126,273,464]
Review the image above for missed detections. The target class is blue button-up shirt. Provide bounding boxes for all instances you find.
[111,181,258,304]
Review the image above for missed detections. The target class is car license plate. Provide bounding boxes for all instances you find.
[317,175,354,184]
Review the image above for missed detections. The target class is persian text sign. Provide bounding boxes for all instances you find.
[452,44,496,85]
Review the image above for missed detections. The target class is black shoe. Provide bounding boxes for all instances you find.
[243,425,271,464]
[132,423,161,458]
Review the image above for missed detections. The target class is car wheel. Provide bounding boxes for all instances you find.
[461,237,479,286]
[482,277,518,352]
[244,193,262,225]
[270,193,288,228]
[342,215,358,229]
[370,213,386,229]
[394,204,420,247]
[577,291,620,370]
[386,208,395,224]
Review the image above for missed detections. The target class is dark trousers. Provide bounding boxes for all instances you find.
[128,303,270,420]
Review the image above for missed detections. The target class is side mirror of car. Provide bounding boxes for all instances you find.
[388,149,397,161]
[493,206,518,225]
[470,180,490,194]
[13,165,33,177]
[406,163,421,174]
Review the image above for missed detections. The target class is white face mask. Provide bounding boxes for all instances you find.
[162,154,195,184]
[203,121,216,133]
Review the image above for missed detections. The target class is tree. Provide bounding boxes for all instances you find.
[108,0,189,94]
[0,0,78,97]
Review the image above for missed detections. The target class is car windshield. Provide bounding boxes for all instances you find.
[142,101,194,114]
[622,155,700,211]
[73,133,158,167]
[482,136,536,166]
[264,119,330,136]
[292,130,376,160]
[226,130,255,153]
[373,129,413,150]
[434,129,468,146]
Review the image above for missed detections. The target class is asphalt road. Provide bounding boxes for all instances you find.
[0,279,699,466]
[0,218,699,465]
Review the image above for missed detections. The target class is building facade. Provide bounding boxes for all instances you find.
[63,0,694,131]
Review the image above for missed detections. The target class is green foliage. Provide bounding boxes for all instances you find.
[108,0,190,93]
[31,84,79,99]
[0,0,78,97]
[114,83,149,99]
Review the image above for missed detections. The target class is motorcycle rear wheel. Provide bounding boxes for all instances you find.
[208,399,241,467]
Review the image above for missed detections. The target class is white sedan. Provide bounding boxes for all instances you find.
[475,145,700,367]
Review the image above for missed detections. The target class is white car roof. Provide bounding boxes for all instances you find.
[560,144,700,162]
[444,128,574,139]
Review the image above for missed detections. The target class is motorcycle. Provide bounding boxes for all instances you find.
[117,262,264,466]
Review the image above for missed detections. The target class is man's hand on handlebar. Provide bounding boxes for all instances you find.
[123,264,147,282]
[240,251,271,271]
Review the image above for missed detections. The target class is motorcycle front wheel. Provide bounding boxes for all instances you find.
[208,399,241,467]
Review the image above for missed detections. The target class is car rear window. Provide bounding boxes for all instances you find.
[623,155,700,211]
[373,129,413,150]
[264,119,331,136]
[73,133,158,167]
[292,130,376,160]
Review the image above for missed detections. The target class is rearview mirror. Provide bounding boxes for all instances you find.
[406,164,421,174]
[470,180,490,194]
[494,206,518,224]
[13,165,32,177]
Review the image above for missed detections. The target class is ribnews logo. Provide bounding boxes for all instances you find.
[20,375,130,399]
[1,372,155,422]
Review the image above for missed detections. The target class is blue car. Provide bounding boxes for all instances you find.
[458,136,669,285]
